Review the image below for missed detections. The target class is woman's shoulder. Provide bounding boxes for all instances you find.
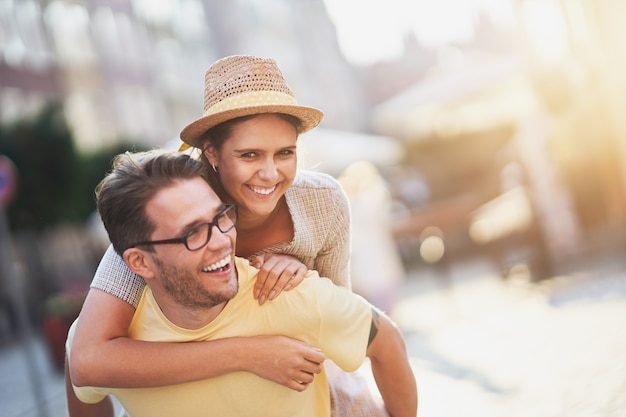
[288,170,349,215]
[292,170,343,192]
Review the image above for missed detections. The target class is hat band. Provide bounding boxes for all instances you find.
[204,91,298,117]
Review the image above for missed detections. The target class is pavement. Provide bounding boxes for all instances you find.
[394,252,626,417]
[0,333,73,417]
[1,252,626,417]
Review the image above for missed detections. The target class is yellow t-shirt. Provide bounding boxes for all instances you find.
[68,257,372,417]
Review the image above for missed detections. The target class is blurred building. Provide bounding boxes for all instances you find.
[2,0,625,278]
[372,0,626,278]
[0,0,364,152]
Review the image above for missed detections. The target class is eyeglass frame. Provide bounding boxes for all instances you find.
[130,204,238,251]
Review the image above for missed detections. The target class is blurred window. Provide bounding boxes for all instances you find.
[44,1,96,68]
[171,0,207,41]
[10,0,53,71]
[132,0,176,27]
[0,0,26,67]
[244,0,291,34]
[115,12,145,72]
[92,7,122,63]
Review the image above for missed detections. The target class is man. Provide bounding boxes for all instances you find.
[65,150,417,417]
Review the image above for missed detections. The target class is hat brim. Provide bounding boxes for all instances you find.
[180,104,324,148]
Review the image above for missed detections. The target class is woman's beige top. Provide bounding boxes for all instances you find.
[90,170,352,308]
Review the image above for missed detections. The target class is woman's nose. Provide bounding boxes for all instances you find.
[258,159,278,181]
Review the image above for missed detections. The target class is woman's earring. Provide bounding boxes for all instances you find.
[211,162,218,173]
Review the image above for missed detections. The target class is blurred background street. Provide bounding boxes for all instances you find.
[2,0,626,416]
[397,251,626,417]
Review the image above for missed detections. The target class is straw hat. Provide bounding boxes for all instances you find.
[180,55,324,149]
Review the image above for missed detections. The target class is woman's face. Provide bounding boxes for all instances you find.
[205,114,298,218]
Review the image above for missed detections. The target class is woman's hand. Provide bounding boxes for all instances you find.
[248,335,325,391]
[250,253,308,305]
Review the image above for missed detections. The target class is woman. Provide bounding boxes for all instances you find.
[69,55,384,416]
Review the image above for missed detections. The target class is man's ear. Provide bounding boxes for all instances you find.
[123,248,156,280]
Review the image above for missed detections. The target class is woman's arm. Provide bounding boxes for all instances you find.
[69,289,324,390]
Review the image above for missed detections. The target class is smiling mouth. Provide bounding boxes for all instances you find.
[202,255,231,272]
[247,184,276,196]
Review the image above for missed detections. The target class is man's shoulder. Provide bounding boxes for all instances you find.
[234,256,255,270]
[234,256,257,285]
[232,258,363,313]
[293,271,363,311]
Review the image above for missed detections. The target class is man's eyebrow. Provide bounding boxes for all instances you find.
[368,308,380,346]
[183,205,228,230]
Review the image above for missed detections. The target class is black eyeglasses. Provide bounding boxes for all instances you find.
[131,204,238,251]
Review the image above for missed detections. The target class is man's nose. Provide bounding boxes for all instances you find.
[206,223,233,250]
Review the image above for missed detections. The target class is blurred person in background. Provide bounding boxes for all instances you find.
[339,161,405,313]
[65,149,417,417]
[69,55,393,415]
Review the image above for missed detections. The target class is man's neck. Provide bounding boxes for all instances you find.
[152,293,228,330]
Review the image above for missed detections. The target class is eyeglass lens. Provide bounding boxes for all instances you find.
[185,205,237,250]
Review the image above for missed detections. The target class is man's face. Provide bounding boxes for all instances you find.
[144,177,238,310]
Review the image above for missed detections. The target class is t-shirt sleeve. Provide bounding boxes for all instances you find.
[90,245,146,308]
[313,275,372,372]
[72,379,108,404]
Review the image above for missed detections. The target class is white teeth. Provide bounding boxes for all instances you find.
[249,185,275,195]
[203,255,231,272]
